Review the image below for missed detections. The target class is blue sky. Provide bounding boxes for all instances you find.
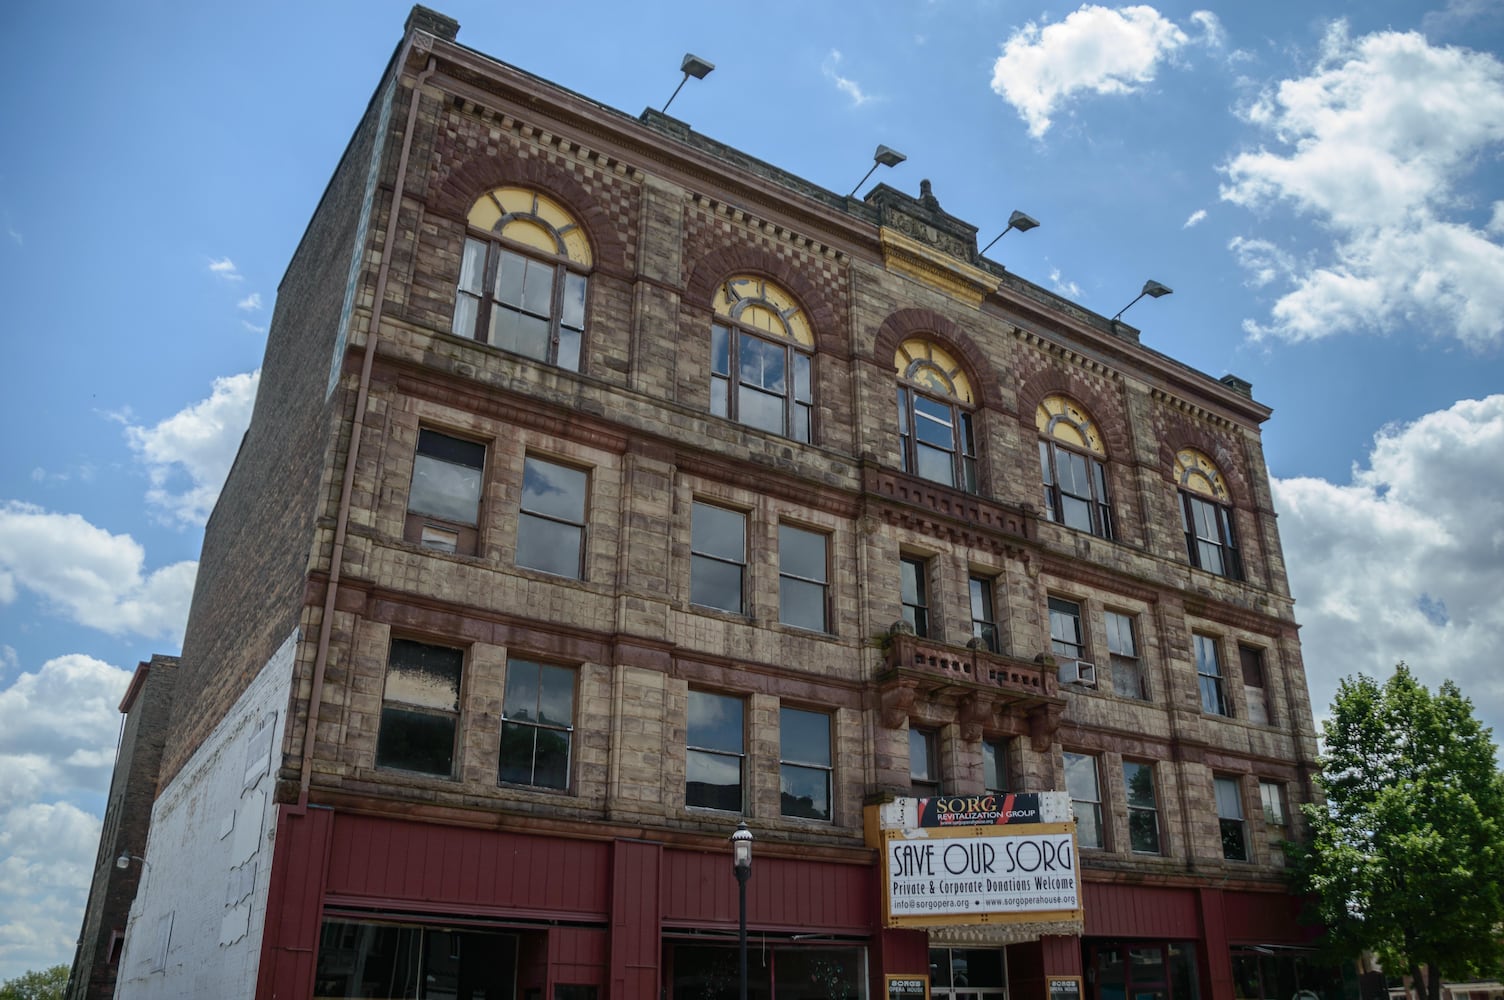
[2,0,1503,982]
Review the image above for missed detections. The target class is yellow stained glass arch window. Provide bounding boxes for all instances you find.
[709,275,814,442]
[1174,448,1240,578]
[1036,395,1113,537]
[452,188,592,371]
[894,338,978,491]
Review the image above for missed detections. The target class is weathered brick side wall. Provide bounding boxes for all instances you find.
[162,64,393,786]
[66,656,178,1000]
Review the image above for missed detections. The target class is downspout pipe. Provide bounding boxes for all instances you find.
[298,43,438,808]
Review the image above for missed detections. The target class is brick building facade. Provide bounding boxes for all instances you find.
[88,7,1333,1000]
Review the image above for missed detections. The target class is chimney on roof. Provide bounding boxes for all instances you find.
[406,5,459,42]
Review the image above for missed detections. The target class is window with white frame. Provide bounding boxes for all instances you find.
[1049,597,1086,663]
[1216,776,1248,861]
[1064,751,1103,849]
[970,575,1000,652]
[1195,633,1230,717]
[1105,610,1147,700]
[901,557,930,637]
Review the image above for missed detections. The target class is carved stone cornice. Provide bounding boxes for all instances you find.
[879,227,998,308]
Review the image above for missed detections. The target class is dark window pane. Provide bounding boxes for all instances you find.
[691,556,743,613]
[692,503,745,560]
[710,325,730,376]
[780,708,831,765]
[738,384,786,434]
[983,741,1008,793]
[778,525,827,582]
[688,691,743,752]
[537,664,574,727]
[686,749,742,810]
[498,721,538,784]
[523,459,587,521]
[779,577,827,631]
[909,728,935,781]
[377,707,455,775]
[516,516,583,577]
[502,660,540,721]
[533,728,571,788]
[780,763,830,819]
[913,395,956,446]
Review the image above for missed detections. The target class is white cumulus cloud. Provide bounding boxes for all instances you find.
[1222,25,1504,348]
[0,503,196,640]
[126,370,259,527]
[237,292,263,311]
[822,50,875,107]
[208,257,242,281]
[990,4,1191,138]
[1273,394,1504,738]
[1183,209,1207,228]
[0,654,133,982]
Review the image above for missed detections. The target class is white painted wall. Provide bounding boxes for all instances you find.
[114,630,296,1000]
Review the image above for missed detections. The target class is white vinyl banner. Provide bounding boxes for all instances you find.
[886,827,1079,918]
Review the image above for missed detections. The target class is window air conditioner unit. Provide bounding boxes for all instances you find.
[1059,659,1097,687]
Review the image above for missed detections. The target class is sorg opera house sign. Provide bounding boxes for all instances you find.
[879,794,1083,929]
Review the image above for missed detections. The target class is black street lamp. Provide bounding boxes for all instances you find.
[731,822,753,1000]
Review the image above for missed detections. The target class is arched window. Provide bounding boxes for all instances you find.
[1174,448,1241,578]
[895,338,977,492]
[710,275,814,442]
[1037,395,1114,538]
[451,187,592,371]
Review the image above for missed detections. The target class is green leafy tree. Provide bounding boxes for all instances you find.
[0,965,68,1000]
[1290,665,1504,1000]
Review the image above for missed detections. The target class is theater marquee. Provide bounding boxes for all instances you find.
[879,821,1083,928]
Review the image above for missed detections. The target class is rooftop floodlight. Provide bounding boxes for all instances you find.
[847,144,907,197]
[1112,279,1174,322]
[979,209,1041,256]
[662,53,715,114]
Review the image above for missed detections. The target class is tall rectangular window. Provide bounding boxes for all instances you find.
[1195,634,1230,716]
[1105,611,1147,699]
[1064,752,1103,849]
[778,525,828,632]
[1216,776,1248,861]
[901,557,930,637]
[687,691,744,812]
[1240,645,1272,725]
[1049,597,1085,661]
[983,739,1009,794]
[1260,780,1288,829]
[377,639,463,777]
[969,576,999,652]
[1123,762,1161,854]
[690,502,746,614]
[517,456,588,578]
[406,430,485,554]
[909,728,940,797]
[779,707,832,821]
[1181,493,1241,579]
[498,659,575,789]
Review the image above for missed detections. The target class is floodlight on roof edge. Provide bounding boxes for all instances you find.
[847,145,907,198]
[979,209,1041,256]
[662,53,715,114]
[1111,279,1173,322]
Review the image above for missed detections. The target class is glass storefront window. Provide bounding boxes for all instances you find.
[1087,941,1197,1000]
[314,920,519,1000]
[669,943,866,1000]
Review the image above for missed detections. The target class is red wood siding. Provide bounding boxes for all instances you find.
[1222,890,1313,945]
[610,840,662,998]
[1083,883,1201,938]
[256,805,335,1000]
[661,849,874,933]
[323,814,611,919]
[551,926,608,985]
